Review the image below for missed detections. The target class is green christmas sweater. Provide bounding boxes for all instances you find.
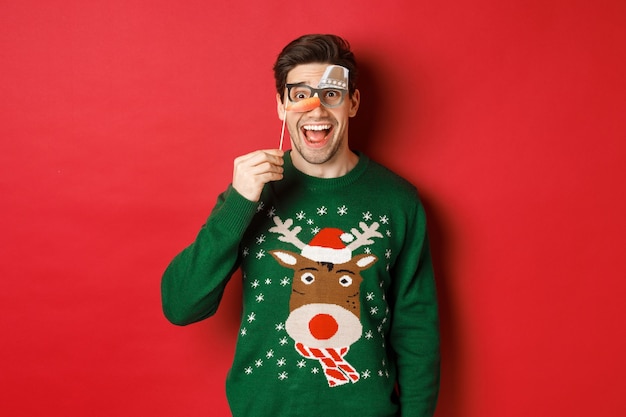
[162,151,440,417]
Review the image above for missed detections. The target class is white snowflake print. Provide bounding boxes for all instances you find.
[278,371,288,381]
[385,249,392,259]
[311,367,320,374]
[362,369,371,379]
[311,226,320,235]
[255,359,263,367]
[386,229,392,237]
[296,210,306,221]
[245,367,253,375]
[366,292,375,301]
[378,370,384,377]
[370,306,379,315]
[256,202,265,212]
[364,247,372,254]
[363,211,373,221]
[242,247,249,257]
[337,205,348,216]
[251,280,260,289]
[256,234,266,244]
[266,349,274,359]
[264,278,272,285]
[279,337,289,346]
[317,206,327,216]
[255,293,264,303]
[277,357,286,367]
[379,215,389,224]
[267,207,276,218]
[280,277,290,286]
[247,312,256,323]
[297,359,307,369]
[255,249,266,259]
[306,218,314,225]
[240,328,247,336]
[364,330,374,339]
[275,322,285,331]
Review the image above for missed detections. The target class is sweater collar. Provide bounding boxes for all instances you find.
[283,150,369,191]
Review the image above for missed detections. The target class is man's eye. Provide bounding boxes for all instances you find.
[291,89,311,101]
[323,90,342,103]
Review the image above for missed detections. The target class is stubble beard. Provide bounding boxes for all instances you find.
[289,124,344,166]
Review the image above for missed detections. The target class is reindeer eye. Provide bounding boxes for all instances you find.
[301,272,315,285]
[339,275,353,287]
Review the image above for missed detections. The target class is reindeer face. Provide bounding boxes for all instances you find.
[270,250,377,349]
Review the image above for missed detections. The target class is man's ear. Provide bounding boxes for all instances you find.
[276,93,286,121]
[349,89,360,117]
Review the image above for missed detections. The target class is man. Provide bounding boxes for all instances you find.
[162,34,440,417]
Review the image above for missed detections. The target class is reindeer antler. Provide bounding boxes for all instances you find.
[269,216,306,250]
[346,222,383,251]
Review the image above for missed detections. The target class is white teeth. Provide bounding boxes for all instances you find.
[303,124,331,131]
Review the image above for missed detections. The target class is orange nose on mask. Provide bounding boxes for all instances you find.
[286,96,321,112]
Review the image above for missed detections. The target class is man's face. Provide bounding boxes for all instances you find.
[276,63,360,168]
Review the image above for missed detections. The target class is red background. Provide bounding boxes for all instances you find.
[2,1,625,416]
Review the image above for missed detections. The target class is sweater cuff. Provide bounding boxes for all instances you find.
[209,185,260,237]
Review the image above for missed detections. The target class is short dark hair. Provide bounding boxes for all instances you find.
[273,34,358,101]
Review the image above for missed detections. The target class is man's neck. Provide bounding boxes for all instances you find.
[290,149,359,178]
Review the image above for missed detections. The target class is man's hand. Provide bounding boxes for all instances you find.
[232,149,284,202]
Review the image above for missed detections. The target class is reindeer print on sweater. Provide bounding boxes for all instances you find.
[238,201,395,388]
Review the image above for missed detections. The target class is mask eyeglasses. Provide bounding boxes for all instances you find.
[286,83,346,108]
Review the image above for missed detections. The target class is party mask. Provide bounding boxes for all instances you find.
[279,65,350,149]
[285,65,350,112]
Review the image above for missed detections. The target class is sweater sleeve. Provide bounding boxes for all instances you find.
[161,185,258,326]
[389,195,440,417]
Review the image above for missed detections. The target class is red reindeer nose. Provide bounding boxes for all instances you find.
[308,313,339,340]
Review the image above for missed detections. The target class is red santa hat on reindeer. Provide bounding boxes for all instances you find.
[300,228,355,264]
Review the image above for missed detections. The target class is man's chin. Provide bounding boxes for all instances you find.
[293,147,334,166]
[291,135,343,166]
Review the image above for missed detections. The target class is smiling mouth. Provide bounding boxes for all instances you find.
[302,124,332,146]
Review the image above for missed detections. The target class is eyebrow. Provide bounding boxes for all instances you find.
[287,82,319,89]
[287,83,343,92]
[286,82,312,88]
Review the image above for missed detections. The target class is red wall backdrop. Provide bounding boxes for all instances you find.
[2,1,625,416]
